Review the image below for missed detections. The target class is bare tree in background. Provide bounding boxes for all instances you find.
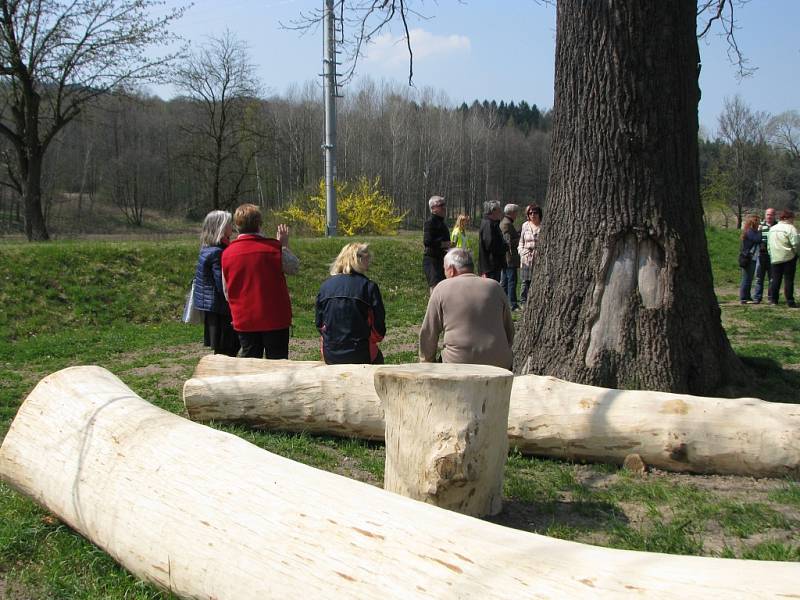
[0,0,186,240]
[768,111,800,163]
[175,30,263,211]
[717,95,770,225]
[283,0,421,85]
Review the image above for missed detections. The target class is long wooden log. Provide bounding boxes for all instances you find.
[184,363,384,439]
[377,365,512,517]
[185,355,800,477]
[2,366,798,599]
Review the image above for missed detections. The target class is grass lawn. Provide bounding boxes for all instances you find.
[1,228,799,598]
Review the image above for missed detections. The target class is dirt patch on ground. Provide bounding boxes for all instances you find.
[380,325,421,356]
[0,575,33,600]
[288,325,422,361]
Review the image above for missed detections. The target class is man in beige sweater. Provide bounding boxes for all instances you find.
[419,248,514,370]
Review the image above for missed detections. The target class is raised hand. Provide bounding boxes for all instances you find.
[276,224,289,247]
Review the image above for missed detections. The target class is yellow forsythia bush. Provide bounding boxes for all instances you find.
[278,177,406,236]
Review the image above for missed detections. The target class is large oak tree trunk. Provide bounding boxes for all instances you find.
[3,366,798,599]
[184,356,800,478]
[514,1,739,394]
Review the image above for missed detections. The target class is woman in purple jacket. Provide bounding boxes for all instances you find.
[193,210,240,356]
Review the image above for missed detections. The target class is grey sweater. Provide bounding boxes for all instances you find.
[419,273,514,370]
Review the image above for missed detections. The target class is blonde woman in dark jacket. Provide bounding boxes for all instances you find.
[316,243,386,364]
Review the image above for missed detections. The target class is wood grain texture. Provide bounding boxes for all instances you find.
[185,355,800,477]
[2,366,798,599]
[377,364,512,517]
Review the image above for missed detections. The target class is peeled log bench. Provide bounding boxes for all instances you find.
[3,367,799,599]
[377,365,512,517]
[186,355,800,478]
[184,362,385,439]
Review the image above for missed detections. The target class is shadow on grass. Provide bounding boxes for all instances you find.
[487,498,628,537]
[718,355,800,404]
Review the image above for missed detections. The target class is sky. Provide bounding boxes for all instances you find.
[150,0,800,135]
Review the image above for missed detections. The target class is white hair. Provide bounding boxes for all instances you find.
[444,248,474,273]
[504,203,519,216]
[483,200,501,215]
[200,210,232,247]
[428,195,445,211]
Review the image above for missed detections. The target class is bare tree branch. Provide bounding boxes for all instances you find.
[281,0,429,86]
[697,0,756,79]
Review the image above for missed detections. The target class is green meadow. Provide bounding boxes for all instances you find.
[0,228,798,598]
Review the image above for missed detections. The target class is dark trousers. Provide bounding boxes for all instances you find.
[769,257,797,306]
[238,328,290,359]
[500,267,518,308]
[754,252,770,302]
[483,270,501,282]
[520,279,531,304]
[203,311,240,357]
[423,256,445,288]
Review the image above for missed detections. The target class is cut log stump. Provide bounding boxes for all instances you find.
[376,364,513,517]
[186,355,800,478]
[3,366,799,599]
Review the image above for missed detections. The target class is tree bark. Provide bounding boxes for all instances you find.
[3,366,798,599]
[21,92,50,241]
[515,1,739,394]
[23,156,49,241]
[377,364,512,518]
[184,356,800,478]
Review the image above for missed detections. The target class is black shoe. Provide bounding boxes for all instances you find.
[789,302,798,308]
[752,299,762,304]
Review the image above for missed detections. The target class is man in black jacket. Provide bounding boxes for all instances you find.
[499,203,521,310]
[422,195,450,292]
[479,200,507,281]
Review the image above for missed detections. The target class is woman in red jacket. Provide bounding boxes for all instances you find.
[221,204,300,359]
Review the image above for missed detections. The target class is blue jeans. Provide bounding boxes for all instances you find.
[754,253,770,302]
[500,267,518,308]
[739,260,756,301]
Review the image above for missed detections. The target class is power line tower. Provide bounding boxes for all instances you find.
[322,0,342,237]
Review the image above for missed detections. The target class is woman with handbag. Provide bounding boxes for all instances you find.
[739,214,762,305]
[193,210,240,356]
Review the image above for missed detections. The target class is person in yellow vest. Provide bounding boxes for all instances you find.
[450,213,470,249]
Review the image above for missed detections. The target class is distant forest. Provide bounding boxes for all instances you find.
[0,78,796,234]
[0,79,552,234]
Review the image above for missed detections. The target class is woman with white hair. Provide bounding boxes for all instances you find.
[315,242,386,364]
[193,210,239,356]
